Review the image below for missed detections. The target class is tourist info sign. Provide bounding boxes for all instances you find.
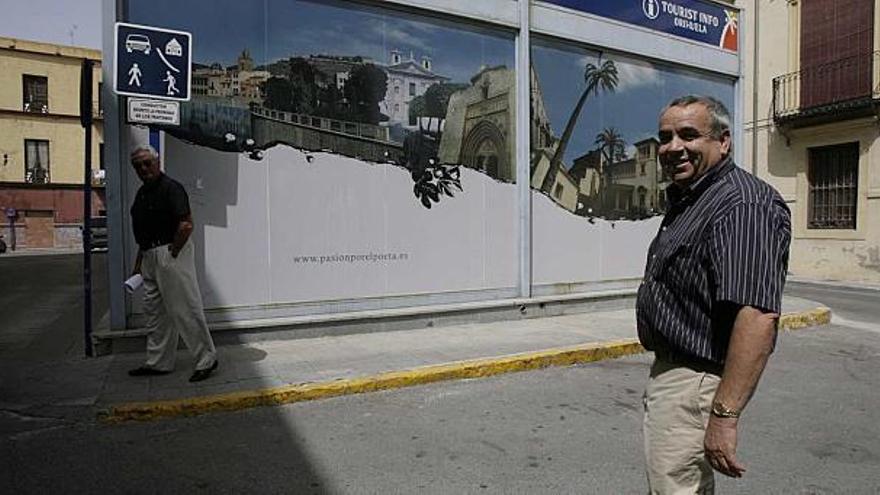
[541,0,739,52]
[114,22,192,101]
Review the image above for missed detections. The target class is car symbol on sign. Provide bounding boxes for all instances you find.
[125,34,151,55]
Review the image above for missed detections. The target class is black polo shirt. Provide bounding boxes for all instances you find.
[130,173,190,251]
[636,157,791,365]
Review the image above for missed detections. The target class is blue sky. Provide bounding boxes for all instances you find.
[0,0,101,48]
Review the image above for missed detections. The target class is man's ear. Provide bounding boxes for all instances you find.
[719,130,732,156]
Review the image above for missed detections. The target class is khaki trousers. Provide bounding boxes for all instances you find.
[141,241,217,372]
[643,357,721,495]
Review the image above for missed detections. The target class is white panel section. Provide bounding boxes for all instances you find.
[163,140,517,309]
[164,139,272,308]
[531,1,740,77]
[266,147,518,303]
[531,191,661,285]
[598,216,661,280]
[375,0,519,28]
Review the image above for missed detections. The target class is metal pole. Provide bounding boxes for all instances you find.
[516,0,532,299]
[81,58,95,357]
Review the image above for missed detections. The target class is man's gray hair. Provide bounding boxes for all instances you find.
[662,95,731,139]
[131,144,159,161]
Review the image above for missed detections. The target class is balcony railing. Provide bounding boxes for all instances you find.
[23,101,49,113]
[773,51,879,125]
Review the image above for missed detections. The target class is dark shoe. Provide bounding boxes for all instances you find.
[189,360,219,383]
[128,366,172,377]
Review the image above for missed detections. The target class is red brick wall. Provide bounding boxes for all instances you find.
[0,185,106,248]
[0,186,106,222]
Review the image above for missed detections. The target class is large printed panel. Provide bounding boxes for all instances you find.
[529,37,735,288]
[128,0,518,309]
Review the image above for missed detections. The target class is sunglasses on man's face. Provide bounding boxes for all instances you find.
[131,158,155,167]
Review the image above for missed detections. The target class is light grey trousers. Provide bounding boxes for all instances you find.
[141,241,217,372]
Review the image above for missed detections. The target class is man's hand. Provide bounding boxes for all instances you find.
[704,416,746,478]
[132,250,143,276]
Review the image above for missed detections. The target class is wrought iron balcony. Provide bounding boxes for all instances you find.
[772,51,880,128]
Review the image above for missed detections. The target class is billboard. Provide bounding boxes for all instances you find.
[542,0,739,52]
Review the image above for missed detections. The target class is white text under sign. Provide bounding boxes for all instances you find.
[127,98,180,125]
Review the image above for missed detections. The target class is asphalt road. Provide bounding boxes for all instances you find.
[2,258,879,493]
[3,321,879,494]
[0,253,108,361]
[786,281,880,326]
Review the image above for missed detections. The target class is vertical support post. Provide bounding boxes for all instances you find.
[734,3,746,172]
[149,128,160,154]
[516,0,532,299]
[105,0,127,332]
[751,0,760,177]
[80,58,95,357]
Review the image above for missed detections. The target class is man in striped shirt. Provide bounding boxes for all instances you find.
[637,95,791,493]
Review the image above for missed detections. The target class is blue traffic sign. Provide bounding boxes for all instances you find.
[114,22,192,101]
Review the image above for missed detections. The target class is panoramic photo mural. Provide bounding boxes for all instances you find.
[123,0,738,308]
[529,37,736,222]
[129,0,516,209]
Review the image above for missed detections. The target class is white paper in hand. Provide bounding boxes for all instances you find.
[124,274,143,294]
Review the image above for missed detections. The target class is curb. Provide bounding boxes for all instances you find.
[779,307,831,331]
[99,307,831,423]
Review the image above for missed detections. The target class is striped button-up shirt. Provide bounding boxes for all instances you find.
[636,156,791,364]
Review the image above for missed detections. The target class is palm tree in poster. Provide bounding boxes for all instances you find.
[594,126,627,212]
[595,127,626,165]
[540,58,619,196]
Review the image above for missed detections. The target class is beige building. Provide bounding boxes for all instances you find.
[743,0,880,282]
[192,49,269,104]
[0,37,104,249]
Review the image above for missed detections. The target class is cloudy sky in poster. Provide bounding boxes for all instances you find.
[531,39,736,166]
[128,0,515,85]
[129,0,736,169]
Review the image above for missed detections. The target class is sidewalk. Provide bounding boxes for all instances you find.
[0,246,84,257]
[0,295,830,425]
[787,275,880,292]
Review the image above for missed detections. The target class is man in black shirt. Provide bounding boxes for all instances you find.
[637,96,791,492]
[128,145,218,382]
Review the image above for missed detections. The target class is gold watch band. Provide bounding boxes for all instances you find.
[711,401,741,418]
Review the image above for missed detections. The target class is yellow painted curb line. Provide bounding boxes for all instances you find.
[99,307,831,423]
[100,339,644,423]
[779,307,831,331]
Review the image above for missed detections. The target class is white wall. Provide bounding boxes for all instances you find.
[164,138,520,311]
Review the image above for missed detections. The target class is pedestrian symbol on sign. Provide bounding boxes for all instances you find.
[163,71,179,96]
[128,63,142,87]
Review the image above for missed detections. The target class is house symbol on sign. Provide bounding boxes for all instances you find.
[165,38,183,57]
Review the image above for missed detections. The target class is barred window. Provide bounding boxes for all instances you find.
[808,142,858,229]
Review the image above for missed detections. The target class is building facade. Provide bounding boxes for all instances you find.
[381,50,448,128]
[0,37,104,249]
[191,50,269,104]
[744,0,880,282]
[106,0,742,333]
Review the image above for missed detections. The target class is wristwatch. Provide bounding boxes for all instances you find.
[711,400,741,419]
